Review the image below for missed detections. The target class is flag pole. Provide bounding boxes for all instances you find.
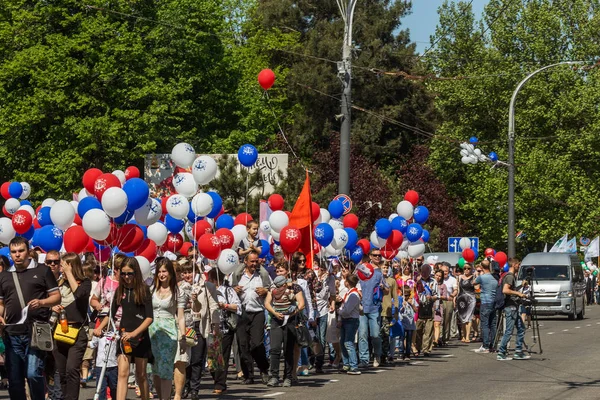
[307,170,315,268]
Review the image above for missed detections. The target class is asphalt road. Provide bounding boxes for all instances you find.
[3,306,600,400]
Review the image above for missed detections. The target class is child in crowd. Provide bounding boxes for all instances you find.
[238,220,262,259]
[90,333,118,400]
[337,274,362,375]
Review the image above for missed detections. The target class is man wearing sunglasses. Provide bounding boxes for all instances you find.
[46,250,62,282]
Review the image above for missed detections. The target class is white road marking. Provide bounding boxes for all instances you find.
[547,332,555,335]
[263,392,285,397]
[596,322,600,325]
[441,354,454,358]
[324,379,339,384]
[562,329,569,332]
[373,369,386,373]
[586,324,592,327]
[575,326,581,329]
[410,361,424,365]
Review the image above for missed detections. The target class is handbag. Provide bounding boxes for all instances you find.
[185,327,198,347]
[204,283,225,372]
[11,273,54,352]
[54,325,80,345]
[223,286,239,332]
[293,314,312,348]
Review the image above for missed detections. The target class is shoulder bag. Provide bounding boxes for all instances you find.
[223,286,239,332]
[12,273,54,351]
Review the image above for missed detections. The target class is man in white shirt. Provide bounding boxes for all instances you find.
[440,262,458,344]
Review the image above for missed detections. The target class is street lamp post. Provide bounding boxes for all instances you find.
[507,61,585,257]
[337,0,358,196]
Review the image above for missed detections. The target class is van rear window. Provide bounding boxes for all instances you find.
[518,265,570,280]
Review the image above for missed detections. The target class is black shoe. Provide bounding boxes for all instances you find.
[241,378,255,385]
[190,391,200,400]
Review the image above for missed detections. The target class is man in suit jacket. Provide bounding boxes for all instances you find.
[585,270,596,305]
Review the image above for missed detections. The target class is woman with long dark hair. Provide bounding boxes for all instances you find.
[51,252,92,400]
[95,256,153,400]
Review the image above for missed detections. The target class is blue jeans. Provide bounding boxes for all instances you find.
[3,333,47,400]
[94,366,118,400]
[403,330,414,357]
[340,318,359,370]
[498,306,525,355]
[315,315,328,368]
[480,303,498,350]
[358,312,381,363]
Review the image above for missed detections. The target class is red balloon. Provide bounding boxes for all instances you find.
[484,248,495,257]
[343,213,359,229]
[311,202,320,223]
[462,248,476,263]
[404,190,419,206]
[268,194,284,211]
[85,237,95,253]
[73,213,82,226]
[82,168,103,195]
[386,230,403,249]
[258,69,276,90]
[234,213,253,226]
[381,249,398,260]
[96,223,118,246]
[33,218,41,229]
[192,220,213,241]
[357,262,374,281]
[12,210,33,234]
[179,242,194,257]
[495,251,508,267]
[279,226,302,254]
[135,239,158,263]
[115,224,145,252]
[0,182,10,200]
[64,226,90,254]
[198,233,221,260]
[94,173,121,201]
[357,239,371,255]
[163,233,184,253]
[312,240,321,256]
[215,228,235,250]
[284,211,291,219]
[124,166,140,180]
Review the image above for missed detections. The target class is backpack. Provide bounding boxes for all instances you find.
[494,272,512,310]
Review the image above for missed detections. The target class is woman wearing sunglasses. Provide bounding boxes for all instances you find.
[456,263,476,343]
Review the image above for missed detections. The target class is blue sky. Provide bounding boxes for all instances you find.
[403,0,490,52]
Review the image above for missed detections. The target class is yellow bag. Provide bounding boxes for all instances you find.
[53,325,80,345]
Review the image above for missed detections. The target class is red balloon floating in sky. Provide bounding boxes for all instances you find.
[258,69,276,90]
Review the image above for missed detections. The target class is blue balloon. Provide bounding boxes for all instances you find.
[165,215,185,234]
[187,204,201,223]
[502,263,509,272]
[344,228,358,250]
[31,229,40,248]
[328,200,345,219]
[37,225,63,252]
[215,214,234,230]
[0,247,13,266]
[114,209,134,224]
[112,247,134,257]
[413,206,429,224]
[8,182,23,199]
[469,136,478,144]
[421,229,430,243]
[78,197,102,219]
[37,207,53,227]
[489,152,498,162]
[259,239,270,258]
[206,192,223,219]
[374,218,393,239]
[406,223,423,242]
[19,225,35,241]
[237,144,259,167]
[20,200,32,207]
[391,216,408,234]
[314,223,334,247]
[350,246,364,263]
[123,178,150,211]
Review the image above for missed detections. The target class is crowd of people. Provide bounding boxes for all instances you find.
[0,222,540,400]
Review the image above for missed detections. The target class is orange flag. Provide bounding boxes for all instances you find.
[289,170,314,269]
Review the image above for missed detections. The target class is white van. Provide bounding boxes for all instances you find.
[518,252,585,320]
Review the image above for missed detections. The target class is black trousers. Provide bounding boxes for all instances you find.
[236,311,269,379]
[53,327,88,400]
[211,332,235,390]
[186,321,207,393]
[269,318,296,380]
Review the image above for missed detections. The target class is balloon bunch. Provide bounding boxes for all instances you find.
[455,239,508,271]
[459,137,505,166]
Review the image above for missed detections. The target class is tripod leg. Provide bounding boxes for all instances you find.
[493,311,504,350]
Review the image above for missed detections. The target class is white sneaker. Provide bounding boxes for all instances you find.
[373,357,380,367]
[474,345,490,353]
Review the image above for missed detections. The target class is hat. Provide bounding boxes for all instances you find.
[273,275,287,288]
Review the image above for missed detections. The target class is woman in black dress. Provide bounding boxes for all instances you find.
[457,263,476,342]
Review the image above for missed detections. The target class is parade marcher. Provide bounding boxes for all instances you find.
[433,270,448,347]
[415,264,438,357]
[440,262,458,344]
[400,285,417,360]
[338,274,362,375]
[380,261,398,364]
[474,260,498,353]
[175,260,194,400]
[313,259,336,373]
[457,263,476,342]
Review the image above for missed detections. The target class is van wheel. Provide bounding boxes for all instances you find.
[577,304,585,320]
[568,312,575,320]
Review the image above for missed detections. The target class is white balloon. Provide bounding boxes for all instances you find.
[466,144,475,153]
[101,187,128,218]
[231,224,247,247]
[50,200,76,231]
[315,208,331,225]
[396,250,409,260]
[191,193,214,217]
[42,198,56,208]
[184,221,194,240]
[396,200,414,220]
[135,256,152,280]
[268,211,289,232]
[260,221,271,234]
[69,201,79,213]
[205,217,214,228]
[82,209,111,241]
[191,156,218,185]
[460,149,469,157]
[271,230,280,242]
[173,172,198,198]
[407,242,425,258]
[17,205,35,219]
[148,222,169,246]
[469,155,478,164]
[4,198,20,215]
[400,238,409,250]
[332,228,349,250]
[171,142,196,169]
[388,213,398,221]
[325,245,342,256]
[328,218,344,230]
[166,194,190,220]
[461,156,471,164]
[0,217,16,244]
[112,170,126,185]
[474,148,482,156]
[217,248,240,274]
[78,188,90,201]
[370,231,387,248]
[134,198,162,226]
[19,182,31,200]
[459,237,471,250]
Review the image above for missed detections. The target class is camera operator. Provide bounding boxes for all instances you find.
[497,258,531,361]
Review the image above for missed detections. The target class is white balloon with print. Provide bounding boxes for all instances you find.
[18,205,35,219]
[134,198,162,226]
[191,193,213,217]
[173,172,198,198]
[147,222,168,246]
[101,187,128,218]
[0,217,16,244]
[50,200,76,231]
[407,241,426,258]
[260,221,271,234]
[171,143,196,169]
[135,256,152,280]
[396,200,414,220]
[166,194,190,220]
[328,218,343,231]
[332,228,349,250]
[4,198,20,215]
[82,209,111,241]
[192,156,218,185]
[217,248,239,274]
[268,211,289,233]
[19,182,31,200]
